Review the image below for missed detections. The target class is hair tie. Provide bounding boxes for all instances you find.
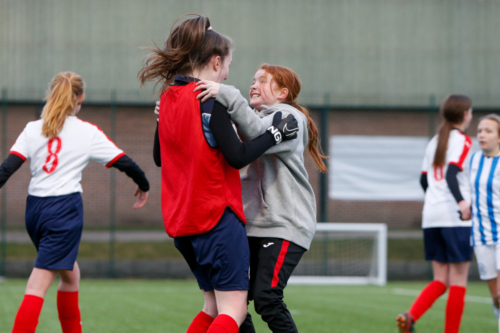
[207,26,213,31]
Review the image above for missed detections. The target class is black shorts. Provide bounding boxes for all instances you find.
[174,209,250,291]
[26,193,83,271]
[424,227,472,262]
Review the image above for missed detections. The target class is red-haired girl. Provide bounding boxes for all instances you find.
[396,94,473,333]
[2,71,150,333]
[142,16,298,333]
[193,64,327,333]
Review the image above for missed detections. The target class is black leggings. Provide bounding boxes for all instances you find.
[240,237,305,333]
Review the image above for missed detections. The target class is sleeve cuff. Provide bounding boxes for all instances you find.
[10,151,27,161]
[448,162,463,171]
[105,152,126,168]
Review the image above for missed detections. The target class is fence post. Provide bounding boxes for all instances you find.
[0,89,7,279]
[428,94,436,138]
[109,90,117,278]
[321,93,330,275]
[320,93,330,223]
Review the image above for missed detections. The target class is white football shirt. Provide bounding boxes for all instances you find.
[469,151,500,246]
[421,129,472,228]
[10,116,124,197]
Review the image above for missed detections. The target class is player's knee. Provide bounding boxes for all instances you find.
[253,289,278,315]
[58,271,79,288]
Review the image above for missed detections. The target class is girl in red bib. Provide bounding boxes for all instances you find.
[139,15,297,333]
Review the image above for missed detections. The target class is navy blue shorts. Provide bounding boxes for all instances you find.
[174,209,250,291]
[26,193,83,271]
[424,227,472,262]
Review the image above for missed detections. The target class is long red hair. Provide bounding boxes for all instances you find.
[261,64,328,173]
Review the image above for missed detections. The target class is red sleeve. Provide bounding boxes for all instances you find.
[449,135,472,170]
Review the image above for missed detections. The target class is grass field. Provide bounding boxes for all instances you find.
[4,239,425,260]
[0,279,496,332]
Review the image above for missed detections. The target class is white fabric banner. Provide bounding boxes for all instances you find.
[329,135,478,201]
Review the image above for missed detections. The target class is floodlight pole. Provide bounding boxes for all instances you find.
[0,89,7,278]
[109,90,117,278]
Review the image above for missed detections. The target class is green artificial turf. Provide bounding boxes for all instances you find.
[0,280,496,332]
[3,239,427,261]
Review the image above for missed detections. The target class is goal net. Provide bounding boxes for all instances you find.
[289,223,387,286]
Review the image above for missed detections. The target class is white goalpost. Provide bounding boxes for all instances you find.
[288,223,387,286]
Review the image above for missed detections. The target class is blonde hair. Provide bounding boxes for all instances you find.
[41,72,85,138]
[479,114,500,136]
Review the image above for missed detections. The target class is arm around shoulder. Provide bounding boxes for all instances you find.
[216,84,268,140]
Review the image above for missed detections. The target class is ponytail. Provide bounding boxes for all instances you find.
[260,64,328,173]
[433,94,472,167]
[138,14,233,94]
[41,72,85,138]
[291,102,328,173]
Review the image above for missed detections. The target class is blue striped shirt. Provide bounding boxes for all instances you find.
[470,151,500,246]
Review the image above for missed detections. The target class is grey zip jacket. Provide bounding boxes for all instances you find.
[216,84,317,250]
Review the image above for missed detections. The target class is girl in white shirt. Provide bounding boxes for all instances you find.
[3,72,149,333]
[397,94,473,333]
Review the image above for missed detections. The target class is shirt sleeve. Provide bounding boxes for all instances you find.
[89,128,125,167]
[447,133,472,170]
[209,101,275,169]
[10,127,29,161]
[153,122,161,167]
[420,173,428,192]
[421,139,434,174]
[216,84,300,156]
[445,164,464,203]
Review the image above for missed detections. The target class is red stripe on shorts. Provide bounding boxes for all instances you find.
[271,240,290,288]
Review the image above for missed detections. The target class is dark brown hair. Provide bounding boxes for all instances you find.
[261,64,328,173]
[138,14,233,94]
[433,94,472,167]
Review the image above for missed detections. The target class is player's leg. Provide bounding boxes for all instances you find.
[12,268,57,333]
[208,290,248,333]
[411,261,449,319]
[57,261,82,333]
[473,245,499,320]
[174,237,216,333]
[488,279,500,319]
[200,210,250,333]
[239,237,260,333]
[250,237,305,333]
[408,228,450,321]
[444,227,472,333]
[495,243,500,332]
[397,228,449,332]
[444,261,469,333]
[187,290,218,333]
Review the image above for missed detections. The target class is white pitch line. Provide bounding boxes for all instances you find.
[392,288,491,304]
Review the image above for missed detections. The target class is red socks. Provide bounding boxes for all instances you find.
[187,311,215,333]
[57,291,82,333]
[12,294,44,333]
[207,314,239,333]
[445,285,466,333]
[409,280,447,321]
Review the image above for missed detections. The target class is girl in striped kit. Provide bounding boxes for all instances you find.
[470,114,500,331]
